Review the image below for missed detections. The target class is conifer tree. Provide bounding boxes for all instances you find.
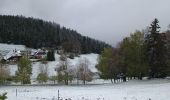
[16,56,32,84]
[47,50,55,61]
[145,18,167,78]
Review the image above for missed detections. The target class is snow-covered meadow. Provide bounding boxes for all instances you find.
[0,79,170,100]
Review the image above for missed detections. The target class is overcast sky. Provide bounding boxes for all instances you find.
[0,0,170,45]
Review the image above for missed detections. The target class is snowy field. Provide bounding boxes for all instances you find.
[0,79,170,100]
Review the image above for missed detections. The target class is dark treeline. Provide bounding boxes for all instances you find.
[0,15,110,54]
[97,18,170,83]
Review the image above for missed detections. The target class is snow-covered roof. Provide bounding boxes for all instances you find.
[3,50,22,60]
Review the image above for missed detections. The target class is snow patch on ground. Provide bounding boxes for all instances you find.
[0,43,25,51]
[7,53,99,80]
[0,79,170,100]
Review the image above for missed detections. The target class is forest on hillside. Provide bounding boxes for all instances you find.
[0,15,110,54]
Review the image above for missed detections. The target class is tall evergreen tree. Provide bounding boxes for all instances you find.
[145,18,167,78]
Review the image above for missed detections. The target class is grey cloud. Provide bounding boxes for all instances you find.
[0,0,170,45]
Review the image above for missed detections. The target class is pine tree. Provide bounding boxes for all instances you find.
[145,18,167,78]
[47,50,55,61]
[16,56,32,84]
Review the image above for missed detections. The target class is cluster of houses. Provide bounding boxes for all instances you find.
[0,49,47,62]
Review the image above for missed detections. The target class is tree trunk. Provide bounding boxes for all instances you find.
[111,78,113,83]
[83,73,86,85]
[114,78,116,83]
[123,76,126,82]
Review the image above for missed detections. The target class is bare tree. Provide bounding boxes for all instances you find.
[37,60,49,84]
[57,54,72,85]
[0,62,10,84]
[77,58,93,85]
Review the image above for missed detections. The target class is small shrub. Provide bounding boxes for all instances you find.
[60,54,66,61]
[69,54,74,59]
[47,50,55,61]
[37,73,48,83]
[0,92,7,100]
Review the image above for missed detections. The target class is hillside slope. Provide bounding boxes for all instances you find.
[0,43,99,81]
[8,53,99,82]
[0,15,110,54]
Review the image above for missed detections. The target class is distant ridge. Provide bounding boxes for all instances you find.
[0,15,110,54]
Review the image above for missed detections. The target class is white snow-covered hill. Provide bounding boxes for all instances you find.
[8,53,99,80]
[0,43,99,81]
